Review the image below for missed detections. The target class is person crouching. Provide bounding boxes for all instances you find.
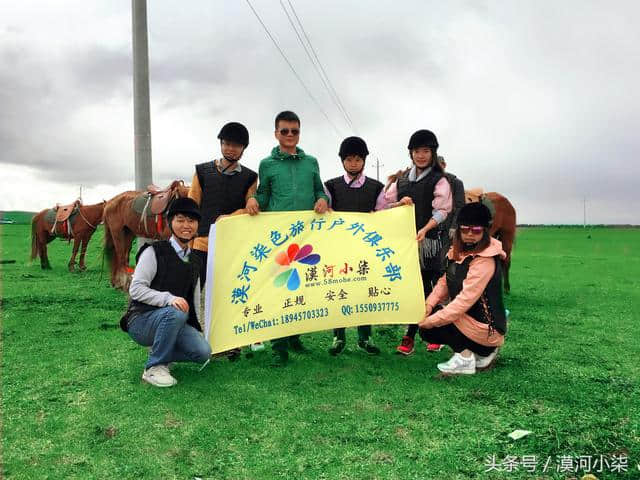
[119,197,212,387]
[418,203,507,375]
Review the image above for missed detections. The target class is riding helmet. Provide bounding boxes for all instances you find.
[167,197,202,222]
[408,129,439,150]
[217,122,249,148]
[339,136,369,160]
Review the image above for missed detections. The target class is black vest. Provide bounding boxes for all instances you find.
[120,241,202,332]
[195,161,257,237]
[445,255,507,335]
[325,176,383,212]
[441,172,465,232]
[397,168,443,239]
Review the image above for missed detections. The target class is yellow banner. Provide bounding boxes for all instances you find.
[205,207,424,353]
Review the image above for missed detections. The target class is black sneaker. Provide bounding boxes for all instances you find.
[328,337,346,356]
[289,338,310,354]
[270,349,289,367]
[358,339,381,355]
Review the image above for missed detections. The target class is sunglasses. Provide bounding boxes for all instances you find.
[460,225,484,235]
[279,128,300,136]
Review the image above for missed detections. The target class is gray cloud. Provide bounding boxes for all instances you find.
[1,0,639,223]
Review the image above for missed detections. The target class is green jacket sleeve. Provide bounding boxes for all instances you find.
[312,158,328,202]
[253,161,271,209]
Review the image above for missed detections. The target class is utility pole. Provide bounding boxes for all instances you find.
[583,197,586,228]
[372,157,384,182]
[132,0,153,190]
[79,185,83,202]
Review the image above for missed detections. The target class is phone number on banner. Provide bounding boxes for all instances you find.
[341,301,400,316]
[232,307,329,335]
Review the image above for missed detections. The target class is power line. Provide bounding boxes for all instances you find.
[245,0,342,137]
[286,0,356,133]
[279,0,355,133]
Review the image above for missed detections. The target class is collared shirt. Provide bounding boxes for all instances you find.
[216,158,242,176]
[343,173,366,188]
[324,173,387,212]
[188,160,258,252]
[129,236,201,318]
[375,168,452,225]
[169,235,191,261]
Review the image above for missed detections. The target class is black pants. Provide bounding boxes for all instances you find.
[419,322,496,356]
[406,268,442,339]
[191,249,208,288]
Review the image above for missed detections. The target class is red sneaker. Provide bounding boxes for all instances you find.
[396,336,415,356]
[427,343,443,352]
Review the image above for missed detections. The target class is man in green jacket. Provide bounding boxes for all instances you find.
[246,110,328,366]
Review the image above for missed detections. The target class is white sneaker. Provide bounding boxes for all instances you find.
[142,364,177,387]
[437,353,476,375]
[475,349,499,370]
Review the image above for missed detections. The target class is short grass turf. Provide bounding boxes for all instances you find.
[1,224,639,479]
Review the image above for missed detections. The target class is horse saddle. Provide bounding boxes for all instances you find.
[146,181,183,214]
[54,200,81,222]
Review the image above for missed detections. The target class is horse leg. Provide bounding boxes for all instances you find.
[68,237,80,272]
[78,235,89,271]
[111,227,130,290]
[500,228,515,294]
[39,230,52,269]
[121,229,136,290]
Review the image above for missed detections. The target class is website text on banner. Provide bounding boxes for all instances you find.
[205,207,424,353]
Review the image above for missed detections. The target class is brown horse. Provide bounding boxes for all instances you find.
[465,189,516,293]
[103,181,189,289]
[30,201,106,271]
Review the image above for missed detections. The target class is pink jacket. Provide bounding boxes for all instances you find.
[421,237,507,347]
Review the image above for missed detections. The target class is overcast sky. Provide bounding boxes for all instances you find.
[1,0,639,224]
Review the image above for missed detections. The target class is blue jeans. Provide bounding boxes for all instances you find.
[128,306,211,369]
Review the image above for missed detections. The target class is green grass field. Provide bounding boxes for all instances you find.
[1,224,639,479]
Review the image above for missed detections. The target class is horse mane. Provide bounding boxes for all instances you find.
[385,168,410,191]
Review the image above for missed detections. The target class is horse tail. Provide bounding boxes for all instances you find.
[30,214,39,261]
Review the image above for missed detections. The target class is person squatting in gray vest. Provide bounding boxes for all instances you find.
[418,202,507,375]
[382,130,453,355]
[120,198,212,387]
[324,136,385,356]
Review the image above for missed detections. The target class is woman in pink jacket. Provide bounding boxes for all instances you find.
[418,202,507,375]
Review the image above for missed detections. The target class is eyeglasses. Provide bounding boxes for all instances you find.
[279,128,300,136]
[460,225,484,234]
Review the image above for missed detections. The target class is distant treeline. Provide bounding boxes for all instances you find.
[517,224,639,228]
[1,211,638,228]
[0,211,37,225]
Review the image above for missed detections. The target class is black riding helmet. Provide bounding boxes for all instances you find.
[217,122,249,148]
[339,136,369,160]
[167,197,201,223]
[408,129,439,150]
[457,202,491,227]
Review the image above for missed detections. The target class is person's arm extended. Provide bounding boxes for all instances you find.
[247,162,269,215]
[245,179,258,203]
[312,159,329,203]
[129,248,177,306]
[420,256,495,328]
[416,177,452,241]
[188,173,202,206]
